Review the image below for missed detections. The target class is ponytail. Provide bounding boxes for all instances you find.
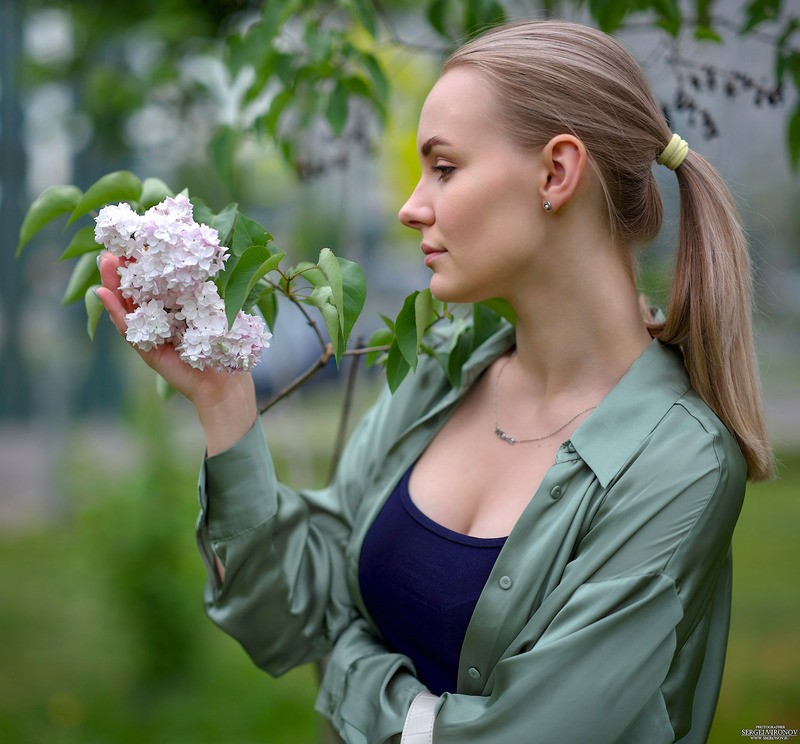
[647,151,774,481]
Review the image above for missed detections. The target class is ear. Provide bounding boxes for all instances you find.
[539,135,587,212]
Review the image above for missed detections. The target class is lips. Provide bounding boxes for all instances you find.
[421,243,447,266]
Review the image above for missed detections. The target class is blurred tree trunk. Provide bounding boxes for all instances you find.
[0,0,31,419]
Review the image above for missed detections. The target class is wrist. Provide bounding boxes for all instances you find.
[195,373,258,456]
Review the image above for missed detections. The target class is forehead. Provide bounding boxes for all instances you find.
[417,68,504,149]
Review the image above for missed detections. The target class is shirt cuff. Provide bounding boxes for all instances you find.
[401,692,439,744]
[200,418,277,540]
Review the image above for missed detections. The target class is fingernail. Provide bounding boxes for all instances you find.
[92,288,100,298]
[96,254,102,269]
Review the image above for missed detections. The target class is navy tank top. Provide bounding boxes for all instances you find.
[359,464,507,695]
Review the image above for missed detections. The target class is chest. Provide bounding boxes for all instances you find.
[408,373,569,538]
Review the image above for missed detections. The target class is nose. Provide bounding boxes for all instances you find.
[398,181,434,230]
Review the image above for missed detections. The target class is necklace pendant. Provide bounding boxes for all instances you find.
[495,427,517,445]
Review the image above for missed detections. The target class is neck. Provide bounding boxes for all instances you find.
[504,240,652,403]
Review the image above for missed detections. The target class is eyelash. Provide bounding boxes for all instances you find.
[431,165,455,180]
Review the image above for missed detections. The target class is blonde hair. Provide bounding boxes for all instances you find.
[444,21,774,481]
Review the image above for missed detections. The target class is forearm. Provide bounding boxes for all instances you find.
[195,372,258,456]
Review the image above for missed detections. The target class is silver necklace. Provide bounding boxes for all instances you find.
[492,353,597,445]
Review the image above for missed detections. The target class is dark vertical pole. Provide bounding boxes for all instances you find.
[0,0,31,419]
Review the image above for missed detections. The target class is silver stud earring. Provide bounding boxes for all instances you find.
[543,201,553,213]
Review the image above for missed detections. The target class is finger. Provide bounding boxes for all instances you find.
[98,252,136,313]
[95,285,130,338]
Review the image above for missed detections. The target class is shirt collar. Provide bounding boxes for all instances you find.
[570,339,690,488]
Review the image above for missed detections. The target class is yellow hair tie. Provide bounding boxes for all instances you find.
[657,133,689,170]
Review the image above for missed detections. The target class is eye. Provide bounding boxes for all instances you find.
[431,164,455,181]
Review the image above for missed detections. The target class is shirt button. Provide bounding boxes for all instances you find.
[468,667,481,680]
[550,485,563,500]
[499,575,513,590]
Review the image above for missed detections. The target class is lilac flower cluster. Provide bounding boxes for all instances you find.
[95,194,271,372]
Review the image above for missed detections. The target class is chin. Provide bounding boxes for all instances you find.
[429,276,491,305]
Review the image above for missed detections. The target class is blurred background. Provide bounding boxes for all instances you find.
[1,0,798,742]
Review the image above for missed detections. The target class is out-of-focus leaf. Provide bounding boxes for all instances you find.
[222,246,285,328]
[139,177,174,210]
[789,103,800,170]
[59,226,101,261]
[477,297,516,325]
[210,125,239,186]
[349,0,378,38]
[326,80,350,136]
[17,185,82,255]
[84,285,104,340]
[472,301,507,347]
[68,171,142,226]
[741,0,781,33]
[63,252,101,305]
[156,374,177,400]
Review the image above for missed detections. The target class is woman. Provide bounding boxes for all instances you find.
[98,20,773,744]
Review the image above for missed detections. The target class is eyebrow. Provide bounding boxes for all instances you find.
[420,136,453,157]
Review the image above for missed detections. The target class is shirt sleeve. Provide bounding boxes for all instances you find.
[196,385,396,677]
[314,409,746,744]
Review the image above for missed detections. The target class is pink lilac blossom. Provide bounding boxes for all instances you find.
[94,194,271,372]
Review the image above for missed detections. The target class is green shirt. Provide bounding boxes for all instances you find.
[197,325,747,743]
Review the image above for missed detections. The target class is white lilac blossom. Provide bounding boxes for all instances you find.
[95,194,271,372]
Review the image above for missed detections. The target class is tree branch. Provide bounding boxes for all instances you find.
[258,344,334,414]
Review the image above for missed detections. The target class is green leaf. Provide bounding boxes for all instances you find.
[190,197,216,227]
[261,88,294,136]
[84,285,104,340]
[694,25,723,42]
[395,291,421,370]
[310,285,341,362]
[588,0,629,33]
[349,0,378,37]
[365,327,393,367]
[741,0,781,33]
[139,177,174,210]
[359,51,389,100]
[445,324,473,389]
[62,252,101,305]
[338,257,367,350]
[68,171,142,226]
[477,297,517,325]
[788,103,800,171]
[210,125,239,186]
[414,288,433,350]
[17,184,82,256]
[257,286,279,332]
[222,246,285,328]
[326,80,350,137]
[427,0,450,38]
[232,213,273,256]
[210,202,239,246]
[472,301,505,348]
[318,247,345,331]
[155,374,178,401]
[59,226,101,261]
[386,339,411,392]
